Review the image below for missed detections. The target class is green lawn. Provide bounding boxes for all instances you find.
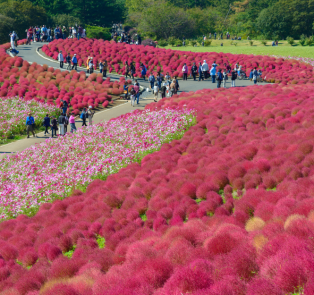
[164,40,314,58]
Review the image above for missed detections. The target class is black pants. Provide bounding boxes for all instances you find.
[66,63,71,70]
[162,92,166,98]
[192,73,196,81]
[102,70,107,77]
[72,63,77,70]
[64,125,67,133]
[60,61,63,68]
[82,119,87,126]
[183,73,187,80]
[44,126,49,134]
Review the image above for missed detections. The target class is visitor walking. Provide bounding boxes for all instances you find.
[99,60,103,74]
[130,62,135,80]
[80,108,87,126]
[69,113,77,133]
[153,82,159,102]
[216,69,223,88]
[231,70,237,87]
[202,60,209,80]
[198,62,203,81]
[156,73,162,89]
[87,106,95,126]
[72,54,78,70]
[58,50,64,68]
[170,79,176,96]
[125,62,131,79]
[182,63,188,80]
[103,61,108,77]
[148,73,155,89]
[43,114,50,135]
[210,66,216,83]
[253,67,258,84]
[26,113,36,138]
[130,88,136,106]
[58,112,65,135]
[140,63,147,81]
[50,116,58,137]
[161,83,167,98]
[223,70,228,88]
[66,53,71,70]
[134,81,140,104]
[191,62,197,81]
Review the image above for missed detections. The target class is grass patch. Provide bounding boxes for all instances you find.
[96,235,105,249]
[164,40,314,58]
[63,245,76,258]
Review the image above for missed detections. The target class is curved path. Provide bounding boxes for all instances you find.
[0,43,262,158]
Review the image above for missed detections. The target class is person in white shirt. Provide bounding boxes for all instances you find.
[10,32,16,49]
[72,27,77,38]
[153,83,159,102]
[58,50,64,68]
[202,60,209,80]
[82,28,86,38]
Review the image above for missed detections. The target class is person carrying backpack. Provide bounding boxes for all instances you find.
[58,112,66,135]
[161,83,167,98]
[72,54,78,70]
[80,108,87,126]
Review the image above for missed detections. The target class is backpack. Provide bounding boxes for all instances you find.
[63,101,68,108]
[64,117,69,125]
[86,112,89,118]
[80,112,85,119]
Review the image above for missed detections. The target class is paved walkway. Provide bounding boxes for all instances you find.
[0,43,265,158]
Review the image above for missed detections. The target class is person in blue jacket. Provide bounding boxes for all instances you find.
[140,63,147,81]
[210,66,216,83]
[72,54,78,70]
[43,114,50,135]
[26,113,36,138]
[148,73,155,89]
[216,69,223,88]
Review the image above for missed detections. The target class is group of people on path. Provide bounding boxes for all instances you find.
[123,80,141,106]
[148,73,180,100]
[26,25,86,45]
[26,100,95,138]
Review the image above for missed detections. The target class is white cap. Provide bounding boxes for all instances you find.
[89,106,92,108]
[74,54,76,56]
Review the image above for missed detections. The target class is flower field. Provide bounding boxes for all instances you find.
[0,108,194,220]
[43,38,314,84]
[1,81,314,294]
[0,98,60,143]
[0,41,129,116]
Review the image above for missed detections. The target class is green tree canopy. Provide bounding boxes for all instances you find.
[138,0,195,39]
[0,1,47,38]
[256,0,314,39]
[0,14,15,44]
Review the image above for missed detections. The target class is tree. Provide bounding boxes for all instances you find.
[187,7,220,36]
[0,1,48,38]
[51,14,81,28]
[138,0,196,39]
[67,0,125,26]
[256,0,314,39]
[0,14,14,44]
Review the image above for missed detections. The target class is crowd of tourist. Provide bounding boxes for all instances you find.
[25,99,95,139]
[25,25,86,44]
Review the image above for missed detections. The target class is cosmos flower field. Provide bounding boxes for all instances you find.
[0,39,314,294]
